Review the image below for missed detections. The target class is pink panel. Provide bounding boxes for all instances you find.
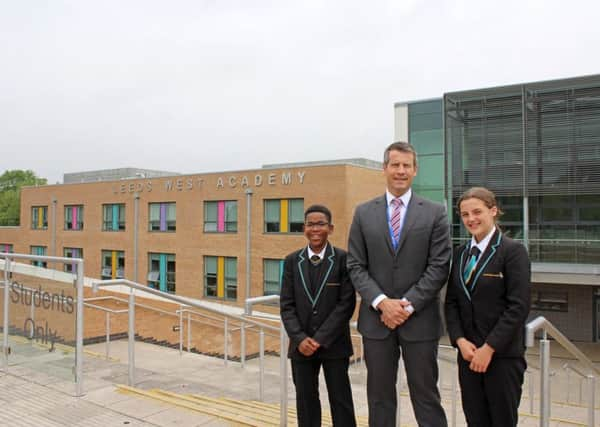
[72,207,77,230]
[217,201,225,232]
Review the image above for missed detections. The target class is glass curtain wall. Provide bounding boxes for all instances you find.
[445,76,600,263]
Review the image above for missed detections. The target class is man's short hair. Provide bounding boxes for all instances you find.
[383,141,418,167]
[304,204,332,223]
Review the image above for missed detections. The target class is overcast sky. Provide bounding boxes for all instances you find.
[2,0,599,184]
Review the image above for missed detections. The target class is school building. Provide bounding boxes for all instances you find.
[395,74,600,342]
[0,160,383,307]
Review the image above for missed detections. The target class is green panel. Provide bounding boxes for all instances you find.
[409,99,442,115]
[409,113,443,132]
[413,154,444,187]
[288,199,304,222]
[205,256,217,274]
[410,129,443,155]
[205,202,217,222]
[415,189,445,203]
[265,200,280,222]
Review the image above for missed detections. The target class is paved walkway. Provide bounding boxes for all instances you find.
[1,339,599,426]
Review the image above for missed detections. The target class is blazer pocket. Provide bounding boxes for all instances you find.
[482,272,503,278]
[326,282,341,287]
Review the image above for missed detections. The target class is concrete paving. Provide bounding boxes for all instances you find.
[0,338,599,426]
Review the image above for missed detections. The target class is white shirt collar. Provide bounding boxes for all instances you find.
[469,226,497,255]
[307,243,328,260]
[386,188,412,207]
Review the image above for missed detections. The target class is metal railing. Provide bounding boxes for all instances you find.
[0,253,85,397]
[526,316,599,427]
[92,278,289,426]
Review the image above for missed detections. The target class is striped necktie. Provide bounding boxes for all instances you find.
[463,246,481,284]
[390,198,403,243]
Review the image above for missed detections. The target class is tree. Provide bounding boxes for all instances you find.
[0,170,47,226]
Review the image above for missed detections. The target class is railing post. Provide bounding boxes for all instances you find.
[587,375,595,427]
[105,311,110,360]
[224,317,228,366]
[241,321,246,368]
[280,326,288,427]
[75,260,84,397]
[2,258,11,370]
[128,289,136,386]
[178,308,183,356]
[187,311,191,353]
[259,329,264,401]
[540,333,551,427]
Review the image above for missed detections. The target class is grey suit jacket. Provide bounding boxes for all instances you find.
[347,193,451,341]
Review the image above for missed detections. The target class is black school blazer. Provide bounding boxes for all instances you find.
[445,230,531,357]
[280,244,356,360]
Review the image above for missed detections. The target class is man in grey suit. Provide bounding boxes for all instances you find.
[347,142,451,427]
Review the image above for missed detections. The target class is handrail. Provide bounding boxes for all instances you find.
[93,279,279,332]
[526,316,599,376]
[526,316,597,427]
[245,294,280,315]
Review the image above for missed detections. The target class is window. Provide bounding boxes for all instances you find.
[30,245,47,268]
[148,253,176,293]
[204,256,237,300]
[1,244,13,253]
[63,247,83,274]
[103,204,126,231]
[31,206,48,230]
[204,201,238,232]
[149,202,176,231]
[101,250,125,280]
[531,289,568,312]
[264,199,304,233]
[264,259,284,295]
[65,205,84,230]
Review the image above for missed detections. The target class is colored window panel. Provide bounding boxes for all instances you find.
[148,253,176,293]
[204,256,237,301]
[264,199,304,233]
[65,205,84,230]
[263,259,284,296]
[103,204,126,231]
[1,244,13,253]
[63,247,82,273]
[31,206,48,229]
[149,202,176,231]
[30,245,47,268]
[101,250,125,280]
[204,201,237,232]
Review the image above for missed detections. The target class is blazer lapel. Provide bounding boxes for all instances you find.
[312,245,336,308]
[297,245,336,308]
[458,243,472,300]
[297,248,313,304]
[375,195,395,254]
[469,231,502,295]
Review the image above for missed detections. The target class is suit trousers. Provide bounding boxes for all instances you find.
[363,334,447,427]
[457,355,526,427]
[291,357,356,427]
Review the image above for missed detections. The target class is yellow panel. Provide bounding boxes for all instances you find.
[37,207,43,228]
[111,251,117,279]
[280,199,288,233]
[217,256,225,298]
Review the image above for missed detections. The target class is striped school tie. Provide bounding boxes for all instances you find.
[463,246,481,284]
[390,198,403,243]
